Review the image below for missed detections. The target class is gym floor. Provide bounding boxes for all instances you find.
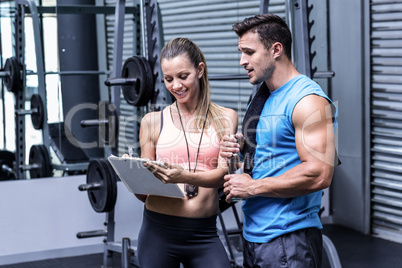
[1,224,402,268]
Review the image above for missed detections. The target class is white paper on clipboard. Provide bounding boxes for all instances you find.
[107,155,185,198]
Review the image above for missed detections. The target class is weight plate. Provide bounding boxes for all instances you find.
[99,159,117,212]
[138,55,155,105]
[121,56,154,107]
[4,57,22,94]
[40,145,53,177]
[0,150,16,180]
[86,160,109,213]
[86,159,117,213]
[30,94,45,130]
[29,145,53,178]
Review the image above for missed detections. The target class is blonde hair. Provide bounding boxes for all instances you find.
[161,38,226,139]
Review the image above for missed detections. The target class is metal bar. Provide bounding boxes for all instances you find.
[260,0,270,14]
[313,71,335,78]
[218,210,236,264]
[104,210,116,268]
[107,0,126,158]
[209,74,249,81]
[0,13,5,149]
[147,0,170,111]
[15,108,37,116]
[0,71,10,77]
[231,203,243,230]
[289,0,312,78]
[51,162,89,171]
[1,164,15,176]
[78,183,102,191]
[20,163,41,171]
[209,72,334,81]
[110,0,126,110]
[14,3,27,179]
[140,0,146,57]
[24,5,137,15]
[80,119,109,127]
[17,0,50,153]
[121,238,131,268]
[322,235,342,268]
[105,241,124,253]
[105,77,137,86]
[76,229,107,239]
[26,70,111,76]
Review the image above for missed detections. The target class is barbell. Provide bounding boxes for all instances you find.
[27,144,53,178]
[0,150,16,180]
[1,55,155,108]
[80,101,118,146]
[105,55,154,107]
[1,145,52,179]
[79,158,118,213]
[0,57,23,94]
[15,94,45,130]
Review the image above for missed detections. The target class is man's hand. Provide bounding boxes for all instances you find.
[220,133,243,158]
[223,173,255,202]
[143,162,189,184]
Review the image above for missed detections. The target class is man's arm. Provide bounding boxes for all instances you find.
[224,95,335,199]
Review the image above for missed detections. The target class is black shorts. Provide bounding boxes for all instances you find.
[137,207,231,268]
[243,228,323,268]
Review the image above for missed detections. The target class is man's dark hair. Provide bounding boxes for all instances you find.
[233,13,292,60]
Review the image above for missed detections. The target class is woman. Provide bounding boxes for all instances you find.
[137,37,238,267]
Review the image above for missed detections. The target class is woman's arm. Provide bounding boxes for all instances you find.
[134,111,161,202]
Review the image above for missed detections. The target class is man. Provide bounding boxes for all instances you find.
[220,14,337,267]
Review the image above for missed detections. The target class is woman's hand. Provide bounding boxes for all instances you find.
[219,133,244,158]
[143,162,190,184]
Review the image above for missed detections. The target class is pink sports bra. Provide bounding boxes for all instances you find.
[155,106,220,171]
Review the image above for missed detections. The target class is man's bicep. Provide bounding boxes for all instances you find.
[293,95,335,166]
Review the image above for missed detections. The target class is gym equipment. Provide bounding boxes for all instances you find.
[77,158,138,266]
[15,94,45,130]
[80,101,119,147]
[218,188,243,268]
[77,1,157,266]
[105,55,154,107]
[288,1,340,267]
[30,94,45,130]
[145,0,171,111]
[48,123,89,166]
[12,0,50,179]
[0,150,16,180]
[27,145,52,178]
[0,57,23,94]
[78,159,118,213]
[11,0,127,179]
[57,0,105,161]
[287,0,336,79]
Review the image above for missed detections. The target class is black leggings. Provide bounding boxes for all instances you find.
[137,207,231,268]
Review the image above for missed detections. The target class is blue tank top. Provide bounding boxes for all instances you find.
[242,74,337,243]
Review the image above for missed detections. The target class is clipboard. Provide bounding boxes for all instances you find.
[107,155,185,198]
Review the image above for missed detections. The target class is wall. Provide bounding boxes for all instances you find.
[0,175,241,265]
[0,175,143,265]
